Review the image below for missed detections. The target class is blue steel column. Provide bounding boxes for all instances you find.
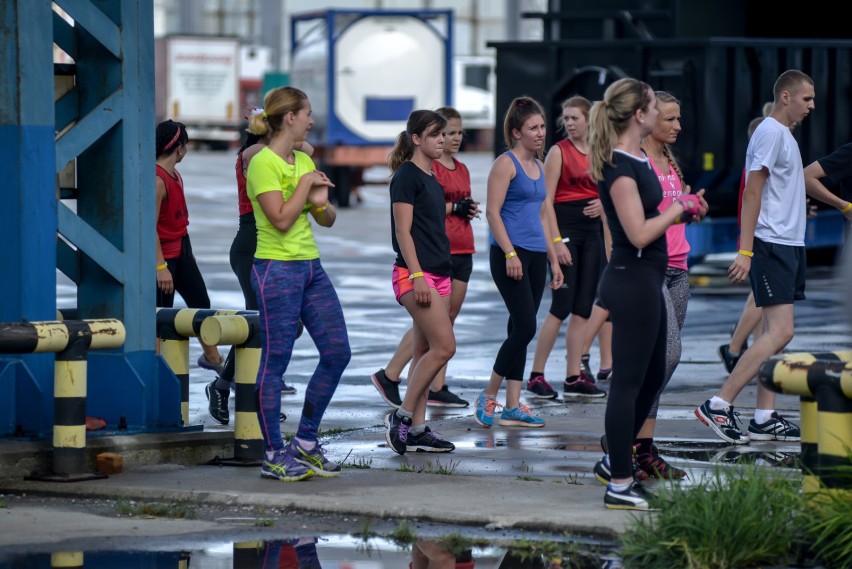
[0,1,181,437]
[51,0,180,431]
[0,1,57,434]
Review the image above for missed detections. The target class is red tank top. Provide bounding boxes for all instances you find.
[155,165,189,259]
[235,152,253,216]
[434,158,475,255]
[554,139,598,203]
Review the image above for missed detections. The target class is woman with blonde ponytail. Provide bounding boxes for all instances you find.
[247,86,350,483]
[588,79,705,511]
[205,109,314,426]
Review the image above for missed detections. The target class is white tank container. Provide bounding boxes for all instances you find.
[291,11,450,145]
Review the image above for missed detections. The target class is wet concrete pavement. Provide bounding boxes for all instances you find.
[3,150,848,553]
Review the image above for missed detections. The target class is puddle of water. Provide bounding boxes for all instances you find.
[0,534,622,568]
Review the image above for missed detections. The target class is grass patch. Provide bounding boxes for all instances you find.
[114,499,196,519]
[344,457,373,469]
[505,539,602,569]
[517,465,541,481]
[619,456,852,568]
[561,473,580,485]
[351,518,379,541]
[318,426,359,437]
[396,458,459,475]
[387,521,417,546]
[799,460,852,568]
[620,465,803,568]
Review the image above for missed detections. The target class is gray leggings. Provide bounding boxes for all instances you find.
[647,267,689,418]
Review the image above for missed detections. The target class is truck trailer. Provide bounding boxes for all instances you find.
[155,35,241,150]
[289,9,453,206]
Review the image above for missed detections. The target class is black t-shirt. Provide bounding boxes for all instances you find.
[390,161,452,275]
[598,150,668,263]
[817,141,852,202]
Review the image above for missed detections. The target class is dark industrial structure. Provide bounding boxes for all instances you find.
[489,0,852,221]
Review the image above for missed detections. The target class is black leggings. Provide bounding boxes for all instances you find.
[157,235,212,309]
[218,214,258,386]
[598,254,667,479]
[229,213,258,310]
[490,245,547,381]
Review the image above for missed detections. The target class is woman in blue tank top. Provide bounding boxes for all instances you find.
[474,96,564,429]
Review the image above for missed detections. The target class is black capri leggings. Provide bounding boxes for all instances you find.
[490,245,547,381]
[157,235,212,309]
[549,201,603,320]
[598,254,667,480]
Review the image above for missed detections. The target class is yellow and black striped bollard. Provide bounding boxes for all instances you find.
[200,313,264,465]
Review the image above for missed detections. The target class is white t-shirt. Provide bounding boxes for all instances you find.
[744,117,806,246]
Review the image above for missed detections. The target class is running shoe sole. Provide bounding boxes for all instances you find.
[604,488,657,511]
[747,431,800,442]
[526,391,558,400]
[498,418,545,428]
[563,391,606,399]
[426,399,469,408]
[260,468,314,482]
[473,414,493,429]
[292,457,340,478]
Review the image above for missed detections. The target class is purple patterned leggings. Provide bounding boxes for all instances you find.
[252,258,351,453]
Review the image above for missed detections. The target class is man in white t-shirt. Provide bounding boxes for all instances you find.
[696,69,815,444]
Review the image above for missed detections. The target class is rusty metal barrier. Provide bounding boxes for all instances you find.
[759,350,852,493]
[0,319,125,481]
[199,313,263,465]
[155,308,250,425]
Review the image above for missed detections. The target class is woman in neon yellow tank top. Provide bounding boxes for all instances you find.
[245,86,351,483]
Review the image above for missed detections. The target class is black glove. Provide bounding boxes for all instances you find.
[451,197,475,218]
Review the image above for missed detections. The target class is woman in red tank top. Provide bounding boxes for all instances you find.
[154,120,224,373]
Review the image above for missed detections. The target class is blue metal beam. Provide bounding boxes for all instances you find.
[0,0,59,435]
[54,90,123,169]
[54,0,121,58]
[57,203,125,282]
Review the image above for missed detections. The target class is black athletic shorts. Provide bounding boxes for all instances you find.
[450,254,473,283]
[749,237,806,307]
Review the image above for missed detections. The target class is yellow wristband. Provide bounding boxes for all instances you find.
[314,203,328,213]
[505,251,517,259]
[156,263,167,271]
[552,236,563,243]
[842,202,852,214]
[408,271,424,282]
[738,249,754,258]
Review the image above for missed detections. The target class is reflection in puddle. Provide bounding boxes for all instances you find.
[659,441,799,469]
[0,534,621,568]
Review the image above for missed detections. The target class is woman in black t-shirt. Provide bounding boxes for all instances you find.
[383,110,457,455]
[587,78,705,511]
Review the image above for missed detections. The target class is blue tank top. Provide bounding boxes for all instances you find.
[489,151,547,252]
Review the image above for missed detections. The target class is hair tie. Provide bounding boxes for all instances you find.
[163,126,182,151]
[244,107,264,121]
[262,110,268,119]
